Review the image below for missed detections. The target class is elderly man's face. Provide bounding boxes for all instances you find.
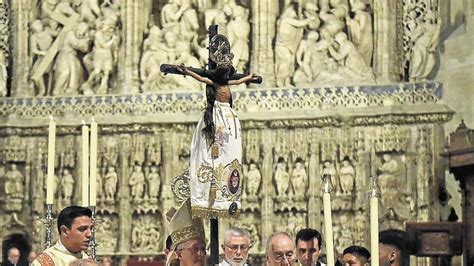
[267,235,296,266]
[176,238,206,266]
[296,238,320,266]
[8,248,20,264]
[222,235,251,266]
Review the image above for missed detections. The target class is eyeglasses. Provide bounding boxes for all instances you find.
[223,244,251,252]
[272,251,295,262]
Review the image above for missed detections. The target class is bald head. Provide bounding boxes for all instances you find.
[266,232,296,266]
[8,247,20,265]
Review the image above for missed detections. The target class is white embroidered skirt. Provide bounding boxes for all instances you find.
[189,101,243,218]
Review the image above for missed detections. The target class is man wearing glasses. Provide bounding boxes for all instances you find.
[166,199,206,266]
[265,232,297,266]
[219,228,251,266]
[295,228,325,266]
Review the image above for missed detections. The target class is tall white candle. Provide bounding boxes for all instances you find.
[369,176,381,266]
[46,116,56,204]
[370,197,380,266]
[89,118,98,206]
[323,193,335,266]
[321,174,335,266]
[82,121,89,207]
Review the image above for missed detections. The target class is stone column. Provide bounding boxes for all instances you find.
[250,0,279,87]
[260,129,274,244]
[373,0,400,83]
[117,0,145,94]
[10,0,34,97]
[118,136,131,266]
[307,132,321,230]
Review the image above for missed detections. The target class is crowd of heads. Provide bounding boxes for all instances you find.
[3,205,409,266]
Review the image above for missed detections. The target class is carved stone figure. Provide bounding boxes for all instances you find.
[104,166,118,201]
[328,32,374,82]
[226,5,250,72]
[40,0,76,20]
[30,20,54,96]
[95,216,117,251]
[290,158,307,197]
[161,0,186,29]
[146,165,161,199]
[347,1,373,65]
[339,158,355,195]
[129,164,145,201]
[274,158,290,197]
[140,27,167,91]
[293,31,322,85]
[83,21,119,94]
[274,5,314,87]
[409,11,441,82]
[79,0,102,25]
[52,22,90,96]
[4,164,24,199]
[246,162,262,198]
[378,153,399,194]
[0,50,6,97]
[60,168,75,202]
[131,216,161,252]
[303,3,320,30]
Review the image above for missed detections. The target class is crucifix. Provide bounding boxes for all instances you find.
[161,25,262,264]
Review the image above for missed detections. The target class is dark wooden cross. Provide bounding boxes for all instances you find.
[161,25,262,264]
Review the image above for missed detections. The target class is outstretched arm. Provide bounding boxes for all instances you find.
[178,64,213,85]
[228,73,255,85]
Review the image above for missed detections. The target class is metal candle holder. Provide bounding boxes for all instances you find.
[89,206,97,260]
[321,174,333,194]
[44,204,54,248]
[368,176,381,198]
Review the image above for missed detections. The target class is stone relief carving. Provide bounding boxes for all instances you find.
[347,1,373,66]
[401,0,441,82]
[146,165,161,201]
[244,161,261,201]
[82,14,120,95]
[289,158,307,200]
[338,158,355,195]
[131,215,161,252]
[52,22,91,96]
[95,215,118,252]
[4,163,24,200]
[30,19,55,96]
[129,164,145,202]
[59,168,75,204]
[273,157,290,199]
[274,4,314,87]
[104,166,118,202]
[408,11,440,82]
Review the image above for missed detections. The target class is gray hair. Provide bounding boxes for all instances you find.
[265,232,293,254]
[7,247,20,256]
[223,228,250,244]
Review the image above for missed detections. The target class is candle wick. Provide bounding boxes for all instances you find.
[49,115,54,121]
[91,117,95,122]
